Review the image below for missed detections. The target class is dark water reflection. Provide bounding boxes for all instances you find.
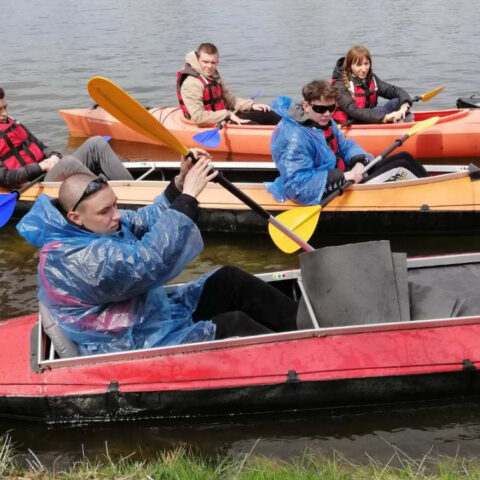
[5,401,480,470]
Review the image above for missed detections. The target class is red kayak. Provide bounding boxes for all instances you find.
[1,251,480,424]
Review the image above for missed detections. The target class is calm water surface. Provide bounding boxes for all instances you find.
[2,0,480,467]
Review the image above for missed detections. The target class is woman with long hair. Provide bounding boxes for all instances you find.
[332,45,413,124]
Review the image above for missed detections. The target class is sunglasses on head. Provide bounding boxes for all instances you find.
[72,177,108,211]
[309,103,336,114]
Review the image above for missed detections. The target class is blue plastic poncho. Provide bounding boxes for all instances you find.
[266,95,369,205]
[17,193,216,355]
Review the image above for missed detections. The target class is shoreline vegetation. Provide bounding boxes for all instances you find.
[2,435,480,479]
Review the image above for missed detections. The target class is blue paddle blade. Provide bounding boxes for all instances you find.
[193,128,221,148]
[0,193,18,228]
[102,135,112,142]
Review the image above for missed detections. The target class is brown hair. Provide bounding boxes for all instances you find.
[0,88,5,99]
[302,80,338,102]
[196,43,219,57]
[342,45,373,90]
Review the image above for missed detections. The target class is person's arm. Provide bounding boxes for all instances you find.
[375,74,412,107]
[122,149,215,234]
[180,76,229,124]
[78,154,215,302]
[335,81,386,124]
[0,163,43,189]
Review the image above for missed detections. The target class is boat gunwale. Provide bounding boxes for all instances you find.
[60,107,472,133]
[31,168,474,191]
[37,313,480,371]
[35,252,480,371]
[341,108,469,131]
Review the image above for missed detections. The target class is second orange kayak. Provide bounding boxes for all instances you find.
[59,107,480,161]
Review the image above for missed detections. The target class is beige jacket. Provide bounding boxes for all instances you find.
[178,50,254,125]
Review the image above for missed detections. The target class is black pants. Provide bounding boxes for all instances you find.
[237,110,281,125]
[192,266,298,339]
[367,152,429,180]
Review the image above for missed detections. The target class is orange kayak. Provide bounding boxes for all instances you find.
[9,167,480,236]
[59,106,480,160]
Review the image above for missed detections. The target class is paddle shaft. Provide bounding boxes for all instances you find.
[364,133,409,174]
[321,132,410,206]
[87,77,311,252]
[221,176,314,251]
[187,153,314,251]
[12,172,46,198]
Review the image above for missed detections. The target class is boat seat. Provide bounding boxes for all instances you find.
[39,303,79,359]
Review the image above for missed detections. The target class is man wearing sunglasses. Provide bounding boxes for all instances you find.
[267,80,427,206]
[18,149,298,355]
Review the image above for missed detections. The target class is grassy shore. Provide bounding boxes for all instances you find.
[2,434,480,479]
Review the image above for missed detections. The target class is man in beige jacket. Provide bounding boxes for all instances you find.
[176,43,280,125]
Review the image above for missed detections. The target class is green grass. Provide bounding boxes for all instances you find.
[2,433,480,479]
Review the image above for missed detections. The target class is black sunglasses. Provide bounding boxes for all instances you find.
[309,103,336,114]
[72,177,108,211]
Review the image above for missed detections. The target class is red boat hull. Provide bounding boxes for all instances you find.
[1,313,480,423]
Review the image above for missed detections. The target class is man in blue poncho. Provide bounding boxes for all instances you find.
[267,80,428,205]
[17,150,298,356]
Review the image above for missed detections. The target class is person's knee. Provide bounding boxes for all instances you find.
[84,136,108,150]
[401,151,415,163]
[215,265,247,282]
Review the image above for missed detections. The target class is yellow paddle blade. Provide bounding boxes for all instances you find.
[268,205,321,254]
[420,84,446,102]
[87,76,190,157]
[407,115,440,137]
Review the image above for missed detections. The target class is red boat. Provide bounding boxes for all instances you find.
[1,251,480,424]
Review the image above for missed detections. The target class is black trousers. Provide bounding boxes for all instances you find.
[237,110,281,125]
[192,266,298,339]
[367,152,429,180]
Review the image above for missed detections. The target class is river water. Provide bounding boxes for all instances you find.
[2,0,480,468]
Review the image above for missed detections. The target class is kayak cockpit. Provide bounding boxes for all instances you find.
[29,250,480,373]
[30,269,304,372]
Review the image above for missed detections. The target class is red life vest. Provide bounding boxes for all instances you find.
[332,76,379,124]
[176,65,226,119]
[0,119,44,169]
[322,124,345,172]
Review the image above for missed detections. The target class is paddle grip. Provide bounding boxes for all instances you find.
[320,180,354,207]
